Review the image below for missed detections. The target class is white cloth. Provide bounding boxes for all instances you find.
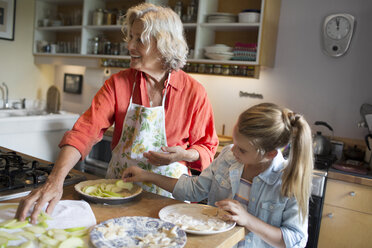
[0,200,96,246]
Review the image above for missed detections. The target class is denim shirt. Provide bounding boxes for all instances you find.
[173,145,308,248]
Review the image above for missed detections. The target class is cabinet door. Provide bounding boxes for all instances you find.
[318,204,372,248]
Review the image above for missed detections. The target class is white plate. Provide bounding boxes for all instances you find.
[159,203,236,235]
[90,216,187,248]
[74,179,142,205]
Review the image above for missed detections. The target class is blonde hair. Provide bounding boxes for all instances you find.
[122,3,188,71]
[238,103,313,221]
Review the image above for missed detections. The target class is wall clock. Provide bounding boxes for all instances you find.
[322,13,355,57]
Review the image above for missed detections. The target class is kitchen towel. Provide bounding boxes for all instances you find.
[0,200,96,246]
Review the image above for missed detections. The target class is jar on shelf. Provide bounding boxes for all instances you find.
[112,42,120,55]
[205,64,214,74]
[174,1,182,17]
[231,65,239,75]
[104,41,112,55]
[238,65,248,76]
[190,63,198,73]
[116,10,125,25]
[222,65,230,75]
[213,65,222,74]
[183,63,190,72]
[93,8,104,25]
[198,64,206,73]
[89,36,101,54]
[247,66,255,77]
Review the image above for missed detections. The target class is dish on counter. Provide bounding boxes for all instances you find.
[74,179,142,205]
[158,203,236,235]
[90,216,187,248]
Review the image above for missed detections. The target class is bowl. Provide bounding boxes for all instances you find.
[205,52,234,60]
[204,44,233,54]
[238,11,260,23]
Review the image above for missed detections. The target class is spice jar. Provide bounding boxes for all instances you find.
[222,65,230,75]
[190,63,198,73]
[198,64,206,73]
[238,65,248,76]
[247,66,255,77]
[92,8,104,25]
[205,64,214,74]
[213,65,222,74]
[231,65,239,75]
[89,36,101,54]
[104,41,112,54]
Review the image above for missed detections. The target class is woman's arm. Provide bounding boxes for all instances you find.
[16,146,81,223]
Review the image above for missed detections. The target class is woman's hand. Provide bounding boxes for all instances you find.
[143,146,199,165]
[15,178,64,224]
[216,199,251,227]
[122,166,149,182]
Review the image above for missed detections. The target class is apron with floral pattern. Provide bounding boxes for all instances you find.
[106,72,188,197]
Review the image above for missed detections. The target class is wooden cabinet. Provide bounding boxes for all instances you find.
[318,179,372,248]
[33,0,280,77]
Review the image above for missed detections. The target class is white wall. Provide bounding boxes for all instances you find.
[55,0,372,141]
[0,0,54,103]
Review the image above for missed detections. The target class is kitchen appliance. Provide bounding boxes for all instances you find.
[0,147,86,201]
[306,169,328,248]
[313,121,333,156]
[75,134,112,178]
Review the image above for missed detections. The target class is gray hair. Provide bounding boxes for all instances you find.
[122,3,189,71]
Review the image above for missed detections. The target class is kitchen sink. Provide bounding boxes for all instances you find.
[0,108,48,118]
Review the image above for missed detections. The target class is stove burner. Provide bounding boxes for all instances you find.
[0,148,86,201]
[314,154,337,170]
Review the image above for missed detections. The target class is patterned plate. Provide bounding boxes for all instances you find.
[90,216,187,248]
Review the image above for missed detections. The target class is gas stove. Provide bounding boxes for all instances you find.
[0,147,86,201]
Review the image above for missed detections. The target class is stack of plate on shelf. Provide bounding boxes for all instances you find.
[207,13,237,23]
[204,44,234,60]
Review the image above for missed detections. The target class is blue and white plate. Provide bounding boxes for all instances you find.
[90,216,187,248]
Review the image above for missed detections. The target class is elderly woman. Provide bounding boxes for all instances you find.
[16,3,218,223]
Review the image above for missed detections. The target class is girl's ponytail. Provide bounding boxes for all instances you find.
[281,111,313,221]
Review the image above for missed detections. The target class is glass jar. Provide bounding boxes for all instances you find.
[89,36,101,54]
[174,1,182,17]
[238,65,248,76]
[198,64,206,73]
[104,41,112,55]
[222,65,230,75]
[92,8,104,25]
[190,63,198,73]
[213,65,222,74]
[205,64,214,74]
[247,66,255,77]
[231,65,239,75]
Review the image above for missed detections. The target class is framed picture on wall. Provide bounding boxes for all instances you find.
[0,0,16,41]
[63,73,83,94]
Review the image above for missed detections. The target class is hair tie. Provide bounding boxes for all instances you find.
[288,112,301,126]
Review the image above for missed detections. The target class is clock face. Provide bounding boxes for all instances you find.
[326,16,351,40]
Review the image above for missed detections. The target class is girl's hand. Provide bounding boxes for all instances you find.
[121,166,149,182]
[216,199,251,227]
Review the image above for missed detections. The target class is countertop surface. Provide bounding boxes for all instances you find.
[327,167,372,187]
[4,170,245,248]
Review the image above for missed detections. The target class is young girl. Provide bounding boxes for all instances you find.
[122,103,313,248]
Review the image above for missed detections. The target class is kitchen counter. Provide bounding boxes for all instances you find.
[4,170,245,248]
[327,168,372,187]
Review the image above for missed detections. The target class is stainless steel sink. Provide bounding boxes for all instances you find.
[0,108,48,118]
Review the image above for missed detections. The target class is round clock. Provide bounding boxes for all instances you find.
[322,13,355,57]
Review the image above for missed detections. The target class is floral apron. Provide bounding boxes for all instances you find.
[106,72,188,197]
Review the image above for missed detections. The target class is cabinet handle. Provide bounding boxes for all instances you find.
[327,213,333,218]
[349,191,356,196]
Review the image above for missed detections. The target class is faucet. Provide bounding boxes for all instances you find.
[1,82,9,109]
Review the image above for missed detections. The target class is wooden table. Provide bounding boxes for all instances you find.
[5,170,245,248]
